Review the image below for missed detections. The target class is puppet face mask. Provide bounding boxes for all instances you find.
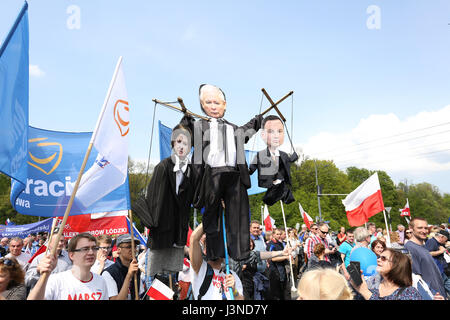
[173,133,190,159]
[261,119,284,149]
[200,86,226,119]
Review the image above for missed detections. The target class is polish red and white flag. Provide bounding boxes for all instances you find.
[147,278,174,300]
[400,199,411,217]
[263,204,276,232]
[299,202,314,230]
[342,172,385,227]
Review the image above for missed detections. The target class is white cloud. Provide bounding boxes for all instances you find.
[29,64,45,77]
[301,105,450,176]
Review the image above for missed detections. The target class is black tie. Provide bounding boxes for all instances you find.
[219,119,228,165]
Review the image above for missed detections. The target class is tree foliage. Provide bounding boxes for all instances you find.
[1,157,449,232]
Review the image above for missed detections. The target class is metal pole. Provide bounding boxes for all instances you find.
[314,160,322,222]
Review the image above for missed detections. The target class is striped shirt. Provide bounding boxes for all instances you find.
[305,234,330,262]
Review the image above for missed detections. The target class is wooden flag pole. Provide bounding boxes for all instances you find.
[39,142,95,284]
[280,200,297,293]
[128,210,139,300]
[35,57,124,285]
[45,217,59,255]
[382,210,392,247]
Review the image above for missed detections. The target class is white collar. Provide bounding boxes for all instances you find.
[173,154,189,173]
[269,148,280,157]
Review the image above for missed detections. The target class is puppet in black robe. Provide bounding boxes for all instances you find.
[132,125,196,275]
[249,115,298,206]
[179,84,263,261]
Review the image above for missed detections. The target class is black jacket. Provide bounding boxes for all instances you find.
[180,114,263,208]
[102,257,141,300]
[249,147,298,188]
[132,156,196,249]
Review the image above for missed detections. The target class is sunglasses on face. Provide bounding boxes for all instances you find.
[319,230,328,234]
[378,255,391,262]
[0,258,16,267]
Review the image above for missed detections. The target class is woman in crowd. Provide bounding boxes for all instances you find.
[371,239,386,258]
[389,232,407,253]
[308,243,333,270]
[0,257,27,300]
[404,229,413,244]
[352,248,422,300]
[336,227,346,246]
[297,268,353,300]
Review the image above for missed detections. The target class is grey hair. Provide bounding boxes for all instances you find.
[353,227,371,243]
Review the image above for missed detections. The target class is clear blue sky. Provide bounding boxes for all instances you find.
[1,0,450,194]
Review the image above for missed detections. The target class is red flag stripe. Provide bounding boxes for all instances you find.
[147,287,170,300]
[346,190,384,227]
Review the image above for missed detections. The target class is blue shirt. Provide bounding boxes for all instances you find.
[338,241,355,267]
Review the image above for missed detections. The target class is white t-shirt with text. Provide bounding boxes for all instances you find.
[44,270,109,300]
[190,260,243,300]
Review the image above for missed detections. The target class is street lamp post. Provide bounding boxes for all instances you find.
[314,160,323,222]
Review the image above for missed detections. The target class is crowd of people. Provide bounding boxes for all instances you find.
[0,217,448,300]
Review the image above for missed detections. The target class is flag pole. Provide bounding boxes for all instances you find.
[38,57,124,283]
[128,210,139,300]
[221,209,234,300]
[382,210,391,247]
[280,200,297,293]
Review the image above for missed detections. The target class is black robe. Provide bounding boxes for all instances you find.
[249,148,298,206]
[179,114,263,261]
[132,156,196,250]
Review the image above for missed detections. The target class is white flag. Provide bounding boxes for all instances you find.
[69,57,129,209]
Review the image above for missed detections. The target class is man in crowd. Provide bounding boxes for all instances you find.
[5,237,31,270]
[338,228,355,268]
[91,235,114,275]
[0,237,7,257]
[102,234,144,300]
[396,224,406,245]
[266,228,291,300]
[27,232,109,300]
[425,229,450,297]
[404,217,446,299]
[249,220,270,300]
[351,226,372,255]
[367,222,377,244]
[305,223,334,264]
[25,230,72,291]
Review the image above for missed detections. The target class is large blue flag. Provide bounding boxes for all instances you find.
[0,2,29,190]
[158,121,266,195]
[10,126,131,217]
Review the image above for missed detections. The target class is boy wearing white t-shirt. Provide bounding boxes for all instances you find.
[189,223,244,300]
[28,232,109,300]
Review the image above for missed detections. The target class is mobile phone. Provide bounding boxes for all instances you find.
[347,261,362,286]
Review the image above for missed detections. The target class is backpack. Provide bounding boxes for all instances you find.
[195,263,215,300]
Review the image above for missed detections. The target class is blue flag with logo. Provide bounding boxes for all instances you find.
[158,121,265,195]
[0,2,29,191]
[10,126,131,217]
[0,218,53,238]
